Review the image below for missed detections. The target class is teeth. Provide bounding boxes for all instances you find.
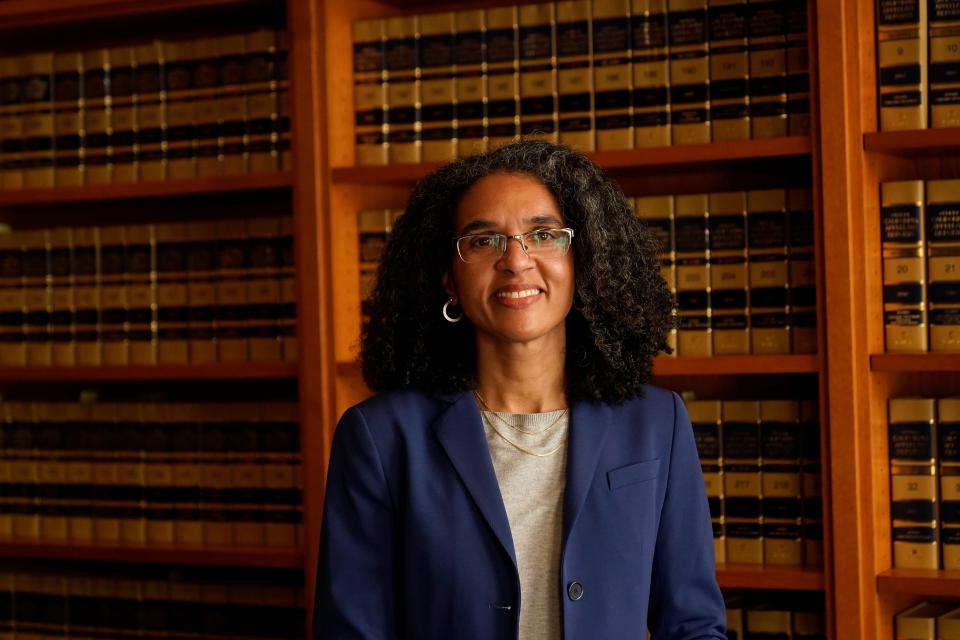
[496,288,541,299]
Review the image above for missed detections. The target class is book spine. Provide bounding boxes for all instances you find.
[200,408,233,546]
[163,39,197,180]
[632,0,671,147]
[115,403,145,544]
[881,180,928,352]
[939,397,960,570]
[276,29,292,170]
[926,178,960,352]
[98,226,127,365]
[22,229,51,366]
[708,0,750,142]
[135,41,166,182]
[557,1,594,151]
[186,221,218,364]
[747,0,788,138]
[634,195,677,353]
[52,53,83,187]
[876,0,926,130]
[245,29,280,173]
[155,222,189,364]
[82,50,111,185]
[217,34,248,175]
[0,232,25,366]
[72,227,100,366]
[670,0,711,144]
[784,0,810,135]
[229,405,266,546]
[519,3,559,143]
[486,7,520,149]
[262,401,302,548]
[420,12,458,161]
[386,16,422,163]
[171,404,203,545]
[108,47,137,183]
[36,404,68,541]
[722,400,763,564]
[800,399,823,565]
[747,188,791,353]
[593,0,633,149]
[216,219,249,362]
[8,402,38,539]
[20,54,54,189]
[64,402,93,542]
[193,38,221,178]
[746,608,793,636]
[930,1,960,128]
[48,228,74,366]
[0,408,12,538]
[454,10,487,157]
[787,187,817,353]
[708,191,750,354]
[142,403,175,545]
[90,402,120,542]
[278,216,297,363]
[675,193,712,356]
[246,217,282,362]
[126,224,156,364]
[896,602,951,639]
[688,400,725,563]
[760,399,802,566]
[889,397,939,569]
[353,19,388,165]
[0,57,25,190]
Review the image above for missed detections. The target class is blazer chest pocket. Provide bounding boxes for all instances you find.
[607,459,661,490]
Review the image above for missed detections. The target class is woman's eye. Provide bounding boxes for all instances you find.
[472,236,495,248]
[533,230,552,242]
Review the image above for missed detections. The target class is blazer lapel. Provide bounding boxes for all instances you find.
[563,400,613,545]
[432,390,517,569]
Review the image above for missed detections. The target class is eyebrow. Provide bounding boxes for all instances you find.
[459,215,565,236]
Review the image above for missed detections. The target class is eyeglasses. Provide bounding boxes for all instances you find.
[454,227,575,263]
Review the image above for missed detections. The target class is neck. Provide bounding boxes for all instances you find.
[474,332,567,414]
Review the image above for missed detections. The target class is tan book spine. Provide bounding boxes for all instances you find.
[358,208,391,323]
[246,217,282,362]
[725,599,745,639]
[65,575,93,638]
[785,0,810,135]
[556,1,594,153]
[0,231,25,366]
[0,57,25,190]
[896,602,954,639]
[171,403,203,546]
[669,0,711,144]
[217,34,248,175]
[940,607,960,639]
[20,53,54,189]
[486,7,521,149]
[276,29,292,170]
[200,404,233,546]
[278,216,297,362]
[82,49,111,185]
[109,46,137,183]
[353,19,388,165]
[98,225,127,365]
[21,229,51,366]
[49,228,75,365]
[876,0,926,131]
[939,397,960,570]
[793,609,826,638]
[800,398,823,565]
[228,403,265,546]
[687,399,725,563]
[787,187,816,353]
[454,10,487,157]
[675,193,712,356]
[592,0,633,149]
[134,41,166,182]
[245,28,280,173]
[163,39,197,180]
[116,402,145,544]
[631,0,670,147]
[126,224,156,364]
[386,16,422,163]
[759,399,802,565]
[142,403,174,545]
[36,403,69,541]
[747,0,788,138]
[186,221,218,364]
[90,402,120,542]
[519,3,559,143]
[708,0,750,142]
[73,226,100,365]
[747,188,790,354]
[65,401,93,542]
[722,399,762,564]
[52,52,83,187]
[926,179,960,352]
[930,2,960,128]
[0,403,11,538]
[882,180,928,352]
[15,573,66,637]
[263,401,301,548]
[746,607,792,637]
[215,219,249,362]
[420,12,458,161]
[889,397,939,569]
[708,191,749,355]
[634,195,677,353]
[7,401,38,540]
[193,37,221,178]
[155,222,189,364]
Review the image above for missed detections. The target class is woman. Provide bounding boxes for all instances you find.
[315,140,726,639]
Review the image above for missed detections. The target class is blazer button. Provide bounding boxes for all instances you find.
[567,581,584,601]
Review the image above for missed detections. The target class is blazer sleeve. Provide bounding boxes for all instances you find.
[647,392,727,640]
[313,406,397,640]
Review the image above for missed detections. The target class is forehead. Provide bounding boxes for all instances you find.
[454,172,563,233]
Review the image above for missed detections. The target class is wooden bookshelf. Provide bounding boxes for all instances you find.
[0,540,303,569]
[0,363,298,382]
[716,564,826,592]
[870,353,960,373]
[864,128,960,155]
[876,569,960,598]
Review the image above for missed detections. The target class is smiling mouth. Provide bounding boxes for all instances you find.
[495,288,543,299]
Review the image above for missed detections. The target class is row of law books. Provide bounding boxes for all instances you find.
[0,27,291,191]
[888,397,960,571]
[352,0,811,165]
[358,208,405,320]
[0,399,302,549]
[686,397,823,568]
[896,601,960,640]
[877,0,960,131]
[0,216,297,367]
[631,188,817,356]
[0,566,303,639]
[724,592,825,639]
[881,180,960,353]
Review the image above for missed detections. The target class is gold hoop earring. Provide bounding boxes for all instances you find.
[442,299,462,323]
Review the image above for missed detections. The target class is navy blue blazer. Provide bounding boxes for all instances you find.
[314,385,726,640]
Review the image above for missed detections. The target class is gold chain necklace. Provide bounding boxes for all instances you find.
[480,412,567,458]
[474,391,568,435]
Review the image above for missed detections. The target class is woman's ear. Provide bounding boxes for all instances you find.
[441,272,457,302]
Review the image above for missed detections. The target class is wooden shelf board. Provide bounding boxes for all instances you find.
[716,564,825,591]
[864,128,960,154]
[876,568,960,597]
[870,353,960,372]
[330,137,812,184]
[0,540,302,569]
[0,363,298,382]
[653,354,819,376]
[0,172,293,206]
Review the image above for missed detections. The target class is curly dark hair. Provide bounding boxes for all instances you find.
[360,139,675,404]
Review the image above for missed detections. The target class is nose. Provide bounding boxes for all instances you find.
[497,235,534,272]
